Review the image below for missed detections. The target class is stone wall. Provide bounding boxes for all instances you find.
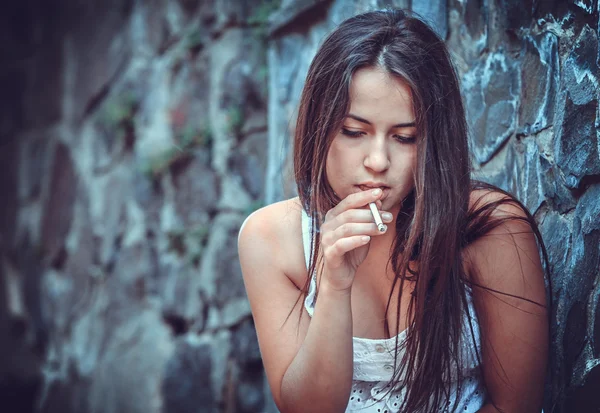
[0,0,276,412]
[266,0,600,412]
[1,0,599,412]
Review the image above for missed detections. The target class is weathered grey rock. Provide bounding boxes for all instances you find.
[3,1,599,412]
[0,68,26,142]
[0,138,19,249]
[168,51,211,145]
[412,0,447,40]
[521,139,545,214]
[463,52,519,164]
[232,319,265,413]
[496,0,533,32]
[538,155,577,214]
[564,186,600,303]
[563,25,599,106]
[269,0,329,35]
[67,0,134,122]
[172,153,218,226]
[159,260,205,330]
[518,32,559,136]
[554,96,600,189]
[539,210,572,284]
[594,296,600,358]
[210,28,246,174]
[218,174,254,212]
[162,338,213,413]
[41,143,77,260]
[229,132,268,199]
[199,213,250,328]
[24,34,64,130]
[563,363,600,411]
[473,139,520,195]
[446,0,487,72]
[85,308,174,413]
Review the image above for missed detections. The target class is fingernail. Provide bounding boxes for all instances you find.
[382,212,393,220]
[372,188,382,196]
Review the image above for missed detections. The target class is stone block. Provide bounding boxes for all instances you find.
[67,0,134,122]
[232,319,265,412]
[85,309,173,413]
[562,300,587,386]
[554,97,600,189]
[41,143,77,260]
[171,153,218,227]
[168,52,211,146]
[518,32,559,136]
[474,139,520,195]
[412,0,448,40]
[25,35,64,129]
[564,191,600,301]
[576,184,600,235]
[0,138,19,249]
[463,52,519,164]
[564,364,600,412]
[463,0,486,40]
[539,211,571,282]
[229,132,268,199]
[19,134,53,202]
[538,155,577,213]
[0,69,26,142]
[159,260,206,329]
[198,213,250,326]
[269,0,329,35]
[495,0,533,32]
[133,170,164,234]
[563,25,599,106]
[595,296,600,358]
[521,139,545,214]
[162,338,213,413]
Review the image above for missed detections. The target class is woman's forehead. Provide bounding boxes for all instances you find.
[348,67,415,122]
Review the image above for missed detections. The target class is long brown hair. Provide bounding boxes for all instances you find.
[291,8,550,413]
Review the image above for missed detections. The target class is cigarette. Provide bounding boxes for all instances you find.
[368,202,386,232]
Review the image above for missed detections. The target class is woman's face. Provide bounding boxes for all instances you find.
[326,66,418,213]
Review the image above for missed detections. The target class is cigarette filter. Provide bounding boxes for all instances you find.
[368,202,386,232]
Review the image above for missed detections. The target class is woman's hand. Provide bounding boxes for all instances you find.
[319,188,393,291]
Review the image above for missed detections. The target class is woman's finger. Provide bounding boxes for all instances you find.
[323,235,371,267]
[327,188,383,221]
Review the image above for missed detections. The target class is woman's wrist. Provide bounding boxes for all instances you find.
[320,274,354,297]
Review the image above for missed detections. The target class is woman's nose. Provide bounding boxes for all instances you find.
[364,139,391,172]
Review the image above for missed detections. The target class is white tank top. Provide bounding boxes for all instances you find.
[300,208,487,412]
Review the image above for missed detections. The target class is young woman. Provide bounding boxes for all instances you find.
[238,9,549,413]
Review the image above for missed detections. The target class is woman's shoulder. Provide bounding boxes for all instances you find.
[464,186,542,278]
[468,184,528,218]
[237,197,308,288]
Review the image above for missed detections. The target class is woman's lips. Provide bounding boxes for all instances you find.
[356,185,390,200]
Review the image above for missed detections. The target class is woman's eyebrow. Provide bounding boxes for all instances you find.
[347,113,416,128]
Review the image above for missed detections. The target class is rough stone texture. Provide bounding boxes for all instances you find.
[161,338,214,413]
[3,0,600,412]
[518,32,559,136]
[463,52,520,165]
[266,0,600,412]
[0,0,271,412]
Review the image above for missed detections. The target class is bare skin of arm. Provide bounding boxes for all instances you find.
[238,190,392,412]
[466,191,549,413]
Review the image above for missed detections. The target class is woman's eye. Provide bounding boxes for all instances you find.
[394,135,416,144]
[341,128,364,138]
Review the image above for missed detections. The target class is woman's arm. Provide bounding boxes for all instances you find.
[466,192,548,413]
[238,203,354,412]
